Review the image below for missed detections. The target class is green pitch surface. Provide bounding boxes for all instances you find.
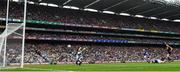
[1,62,180,72]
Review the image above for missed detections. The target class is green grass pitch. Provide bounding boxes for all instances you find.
[1,62,180,72]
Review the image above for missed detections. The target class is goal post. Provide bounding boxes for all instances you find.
[0,0,27,68]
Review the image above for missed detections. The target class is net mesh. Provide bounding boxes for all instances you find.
[0,23,23,67]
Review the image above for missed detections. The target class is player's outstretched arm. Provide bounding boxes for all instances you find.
[166,43,173,50]
[78,47,82,51]
[82,47,87,51]
[169,46,173,50]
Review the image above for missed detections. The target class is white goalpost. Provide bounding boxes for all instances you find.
[0,0,27,68]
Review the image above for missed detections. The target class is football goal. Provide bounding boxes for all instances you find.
[0,0,27,68]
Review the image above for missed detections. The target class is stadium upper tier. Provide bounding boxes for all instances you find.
[0,2,180,33]
[24,32,179,44]
[4,31,179,45]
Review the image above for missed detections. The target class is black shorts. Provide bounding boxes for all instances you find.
[168,51,172,55]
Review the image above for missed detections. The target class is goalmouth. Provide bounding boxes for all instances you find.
[0,0,27,68]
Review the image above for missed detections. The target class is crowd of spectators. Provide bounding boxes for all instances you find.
[3,43,180,64]
[1,1,180,65]
[0,2,180,33]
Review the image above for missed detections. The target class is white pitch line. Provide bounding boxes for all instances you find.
[23,68,76,72]
[0,67,76,72]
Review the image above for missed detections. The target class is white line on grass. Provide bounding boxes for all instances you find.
[23,68,76,72]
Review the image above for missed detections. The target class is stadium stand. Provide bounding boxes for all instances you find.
[0,1,180,65]
[5,44,180,64]
[0,2,180,33]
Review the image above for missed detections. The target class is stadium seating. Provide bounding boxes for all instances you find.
[5,44,180,64]
[24,32,179,44]
[0,2,180,33]
[1,1,180,64]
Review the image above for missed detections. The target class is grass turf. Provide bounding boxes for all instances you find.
[1,62,180,72]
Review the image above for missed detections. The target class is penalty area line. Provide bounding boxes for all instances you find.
[23,68,76,72]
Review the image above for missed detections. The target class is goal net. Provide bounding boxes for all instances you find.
[0,0,27,68]
[0,23,24,68]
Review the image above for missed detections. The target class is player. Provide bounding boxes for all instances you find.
[165,43,173,62]
[75,47,86,66]
[143,49,150,62]
[151,58,165,63]
[143,49,150,58]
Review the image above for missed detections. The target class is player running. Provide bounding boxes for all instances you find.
[75,47,86,66]
[165,43,173,62]
[143,49,150,62]
[143,49,150,58]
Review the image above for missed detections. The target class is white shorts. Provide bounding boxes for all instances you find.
[76,55,83,61]
[152,59,163,63]
[144,55,147,58]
